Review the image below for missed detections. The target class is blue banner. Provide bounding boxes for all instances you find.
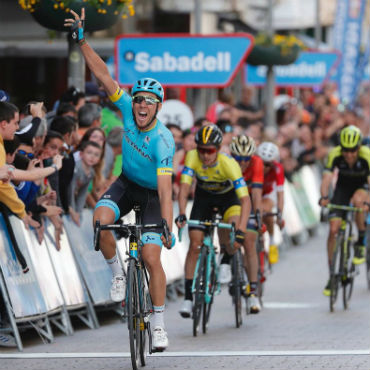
[245,52,339,86]
[334,0,366,104]
[115,33,253,87]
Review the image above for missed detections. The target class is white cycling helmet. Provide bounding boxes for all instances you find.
[257,142,279,162]
[230,135,256,156]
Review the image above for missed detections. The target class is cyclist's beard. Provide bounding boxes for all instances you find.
[133,105,159,131]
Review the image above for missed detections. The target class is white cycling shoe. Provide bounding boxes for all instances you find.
[152,326,169,350]
[179,299,192,318]
[219,263,232,284]
[110,275,126,302]
[247,294,261,314]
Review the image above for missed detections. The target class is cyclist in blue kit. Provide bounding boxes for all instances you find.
[65,9,175,350]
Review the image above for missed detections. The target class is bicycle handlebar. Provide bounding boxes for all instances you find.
[323,204,364,213]
[178,219,234,243]
[94,219,170,251]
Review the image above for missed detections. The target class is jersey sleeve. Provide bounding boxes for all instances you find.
[155,129,175,177]
[324,146,341,173]
[180,150,197,185]
[275,162,285,192]
[225,157,249,198]
[108,87,132,121]
[251,156,264,189]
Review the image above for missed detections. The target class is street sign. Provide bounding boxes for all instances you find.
[246,51,340,86]
[115,33,254,87]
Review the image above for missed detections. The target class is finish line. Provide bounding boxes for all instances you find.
[1,350,369,359]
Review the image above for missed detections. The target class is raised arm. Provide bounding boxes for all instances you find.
[64,8,117,96]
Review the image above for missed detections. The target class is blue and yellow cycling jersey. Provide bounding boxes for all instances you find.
[181,149,249,198]
[109,88,175,190]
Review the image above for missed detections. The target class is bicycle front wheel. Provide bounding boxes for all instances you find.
[202,257,216,334]
[329,234,342,312]
[193,246,207,337]
[231,249,243,328]
[366,227,370,290]
[138,268,149,364]
[127,259,140,370]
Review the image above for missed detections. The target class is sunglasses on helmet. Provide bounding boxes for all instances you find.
[341,146,359,153]
[133,95,160,105]
[197,147,218,155]
[17,149,35,159]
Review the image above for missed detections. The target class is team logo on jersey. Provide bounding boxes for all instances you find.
[161,156,172,166]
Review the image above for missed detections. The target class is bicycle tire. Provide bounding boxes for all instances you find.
[343,261,355,310]
[256,236,266,307]
[202,258,216,334]
[127,259,140,370]
[138,268,149,365]
[231,249,243,328]
[366,227,370,290]
[193,246,207,337]
[329,234,342,312]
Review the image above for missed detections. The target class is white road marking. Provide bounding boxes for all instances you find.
[263,302,321,309]
[0,350,369,359]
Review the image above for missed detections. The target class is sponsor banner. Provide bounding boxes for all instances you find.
[246,52,339,86]
[334,0,366,104]
[63,211,113,305]
[44,220,86,307]
[115,33,254,87]
[0,215,48,318]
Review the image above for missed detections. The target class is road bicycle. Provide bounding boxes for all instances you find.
[179,211,234,336]
[229,244,244,328]
[324,204,362,312]
[94,206,170,370]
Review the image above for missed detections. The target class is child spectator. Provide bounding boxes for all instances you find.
[69,141,102,226]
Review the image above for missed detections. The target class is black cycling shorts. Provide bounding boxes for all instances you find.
[96,173,162,234]
[329,183,368,219]
[189,187,240,231]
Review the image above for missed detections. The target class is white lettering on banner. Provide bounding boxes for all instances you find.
[135,52,231,73]
[256,62,327,79]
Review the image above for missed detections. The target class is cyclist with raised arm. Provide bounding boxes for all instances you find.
[319,125,370,296]
[228,135,263,314]
[175,124,251,318]
[65,9,175,350]
[257,142,285,265]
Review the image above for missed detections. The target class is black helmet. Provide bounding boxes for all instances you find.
[195,124,223,146]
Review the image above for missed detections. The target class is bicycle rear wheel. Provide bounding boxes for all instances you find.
[202,258,216,334]
[127,259,140,370]
[256,237,266,307]
[329,235,342,312]
[193,246,207,337]
[231,249,243,328]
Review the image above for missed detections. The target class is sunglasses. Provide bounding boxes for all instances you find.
[341,147,358,153]
[132,95,160,105]
[263,162,273,167]
[17,149,35,159]
[232,154,251,162]
[197,147,218,155]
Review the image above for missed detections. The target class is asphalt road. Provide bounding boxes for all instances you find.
[0,226,369,370]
